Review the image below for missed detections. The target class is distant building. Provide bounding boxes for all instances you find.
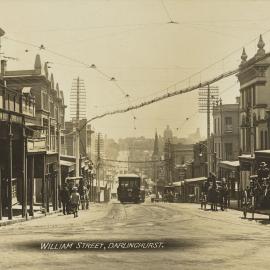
[187,128,202,144]
[163,125,173,142]
[151,131,161,192]
[164,141,194,183]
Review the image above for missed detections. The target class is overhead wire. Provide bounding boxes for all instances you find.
[77,51,270,134]
[4,23,270,109]
[3,21,270,137]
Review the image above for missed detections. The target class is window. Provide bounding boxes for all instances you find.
[11,179,17,199]
[61,136,65,145]
[214,119,217,134]
[217,118,220,134]
[241,91,244,109]
[225,117,233,132]
[42,91,48,111]
[9,95,14,111]
[0,90,3,109]
[252,86,256,106]
[246,88,251,107]
[265,131,268,149]
[15,96,20,113]
[50,97,54,118]
[261,130,264,150]
[225,143,233,160]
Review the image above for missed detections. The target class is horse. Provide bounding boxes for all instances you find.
[208,185,219,211]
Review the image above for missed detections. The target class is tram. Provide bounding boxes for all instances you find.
[117,174,141,203]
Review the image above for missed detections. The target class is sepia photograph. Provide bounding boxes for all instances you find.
[1,0,270,269]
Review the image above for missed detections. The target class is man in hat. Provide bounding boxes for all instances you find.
[60,183,70,215]
[70,187,81,218]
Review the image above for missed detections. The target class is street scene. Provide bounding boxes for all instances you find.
[1,201,270,270]
[2,0,270,269]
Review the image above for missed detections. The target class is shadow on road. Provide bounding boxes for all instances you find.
[241,217,270,225]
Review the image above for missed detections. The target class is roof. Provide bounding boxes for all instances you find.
[118,174,140,178]
[184,177,207,183]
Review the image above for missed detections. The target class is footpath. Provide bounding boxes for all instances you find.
[0,205,61,227]
[0,202,111,227]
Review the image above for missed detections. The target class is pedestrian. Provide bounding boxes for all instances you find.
[70,187,81,218]
[60,183,70,215]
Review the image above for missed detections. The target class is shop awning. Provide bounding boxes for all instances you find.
[60,160,75,167]
[60,160,75,172]
[172,181,184,187]
[184,177,207,183]
[219,160,239,169]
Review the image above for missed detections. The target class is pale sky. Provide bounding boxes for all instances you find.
[1,0,270,140]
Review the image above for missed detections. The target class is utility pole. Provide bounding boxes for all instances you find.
[75,77,80,177]
[70,77,86,177]
[207,85,211,175]
[199,85,219,175]
[96,133,101,202]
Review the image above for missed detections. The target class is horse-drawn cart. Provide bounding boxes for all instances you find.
[242,170,270,220]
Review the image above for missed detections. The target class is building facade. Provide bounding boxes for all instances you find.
[237,35,270,189]
[212,101,240,172]
[0,65,38,219]
[1,55,66,215]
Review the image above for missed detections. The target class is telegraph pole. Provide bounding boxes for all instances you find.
[207,85,211,175]
[75,77,80,177]
[199,85,219,175]
[96,133,101,202]
[70,77,86,177]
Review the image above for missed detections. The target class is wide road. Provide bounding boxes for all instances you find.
[1,200,270,270]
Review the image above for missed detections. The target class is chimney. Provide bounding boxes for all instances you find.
[1,59,7,76]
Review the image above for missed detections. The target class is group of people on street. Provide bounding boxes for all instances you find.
[200,173,229,211]
[60,181,90,218]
